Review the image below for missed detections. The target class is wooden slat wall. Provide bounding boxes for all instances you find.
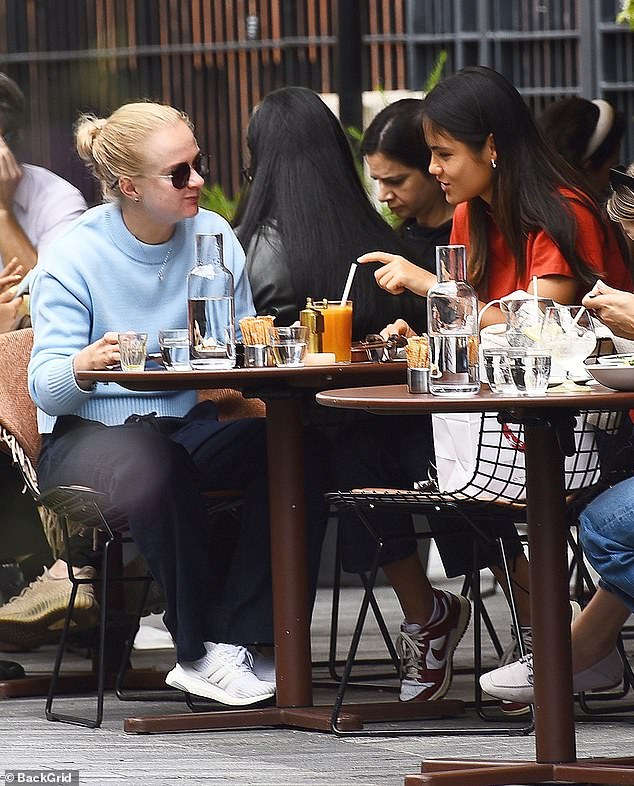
[0,0,407,202]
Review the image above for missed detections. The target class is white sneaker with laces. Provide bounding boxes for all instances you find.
[497,600,581,715]
[165,642,276,705]
[480,648,623,704]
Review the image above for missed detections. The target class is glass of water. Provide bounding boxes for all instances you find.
[267,325,308,367]
[482,348,515,395]
[507,348,552,396]
[159,329,190,371]
[118,331,148,372]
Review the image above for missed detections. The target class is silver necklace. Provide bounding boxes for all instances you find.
[135,237,174,281]
[156,243,174,281]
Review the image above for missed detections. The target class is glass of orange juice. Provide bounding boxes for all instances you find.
[314,300,353,362]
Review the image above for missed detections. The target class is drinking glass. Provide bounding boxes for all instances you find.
[312,300,353,362]
[267,325,309,367]
[507,348,552,396]
[158,329,190,370]
[482,348,515,395]
[539,306,596,391]
[118,331,148,372]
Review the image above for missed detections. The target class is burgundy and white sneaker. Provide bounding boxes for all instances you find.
[396,589,471,702]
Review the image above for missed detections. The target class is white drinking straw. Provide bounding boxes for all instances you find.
[341,262,358,307]
[532,275,539,316]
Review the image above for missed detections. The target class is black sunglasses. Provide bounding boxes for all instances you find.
[609,167,634,193]
[157,153,210,189]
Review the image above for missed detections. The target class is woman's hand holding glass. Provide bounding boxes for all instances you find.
[73,332,121,388]
[539,305,596,391]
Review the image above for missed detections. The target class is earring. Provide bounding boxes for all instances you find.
[491,159,497,170]
[134,196,141,203]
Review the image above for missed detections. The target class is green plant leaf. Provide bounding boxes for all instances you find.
[616,0,634,29]
[199,183,240,222]
[423,51,447,95]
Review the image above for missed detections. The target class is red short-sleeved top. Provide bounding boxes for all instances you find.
[449,191,633,302]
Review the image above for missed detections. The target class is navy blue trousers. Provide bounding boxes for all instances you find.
[37,402,328,663]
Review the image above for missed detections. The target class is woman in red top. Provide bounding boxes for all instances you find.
[355,66,631,713]
[360,66,632,327]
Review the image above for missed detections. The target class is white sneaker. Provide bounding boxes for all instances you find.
[133,613,174,651]
[480,648,623,704]
[165,642,276,705]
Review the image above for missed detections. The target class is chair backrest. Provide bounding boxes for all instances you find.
[0,328,40,492]
[427,409,622,504]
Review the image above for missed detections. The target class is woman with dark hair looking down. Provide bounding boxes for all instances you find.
[361,97,453,273]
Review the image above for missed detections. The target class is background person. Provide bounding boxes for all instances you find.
[537,96,626,200]
[0,72,88,625]
[17,101,329,703]
[361,97,453,273]
[0,71,86,278]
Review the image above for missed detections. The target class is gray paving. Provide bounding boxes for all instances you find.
[1,577,633,785]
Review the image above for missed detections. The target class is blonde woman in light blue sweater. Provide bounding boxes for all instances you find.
[24,102,328,705]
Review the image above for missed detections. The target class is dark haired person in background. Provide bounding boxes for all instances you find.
[538,96,626,199]
[361,97,453,273]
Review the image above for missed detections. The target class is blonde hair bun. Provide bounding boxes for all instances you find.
[75,114,108,163]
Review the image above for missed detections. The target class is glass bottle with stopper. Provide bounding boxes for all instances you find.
[427,244,480,396]
[188,233,236,369]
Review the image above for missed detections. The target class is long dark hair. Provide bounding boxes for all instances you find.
[234,86,427,338]
[361,98,429,171]
[538,97,625,178]
[422,66,614,290]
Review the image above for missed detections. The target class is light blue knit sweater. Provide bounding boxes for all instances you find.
[28,203,255,434]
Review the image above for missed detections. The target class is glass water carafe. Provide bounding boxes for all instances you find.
[188,233,236,369]
[427,244,480,396]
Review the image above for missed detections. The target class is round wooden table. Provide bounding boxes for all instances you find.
[317,383,634,786]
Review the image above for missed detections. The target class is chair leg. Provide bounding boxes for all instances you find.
[331,542,385,733]
[328,509,401,683]
[470,536,534,730]
[46,518,113,728]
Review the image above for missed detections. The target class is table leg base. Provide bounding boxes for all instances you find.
[125,699,465,734]
[404,757,634,785]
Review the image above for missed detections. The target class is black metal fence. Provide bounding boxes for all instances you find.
[0,1,632,204]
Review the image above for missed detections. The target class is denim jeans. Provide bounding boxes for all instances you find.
[579,475,634,613]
